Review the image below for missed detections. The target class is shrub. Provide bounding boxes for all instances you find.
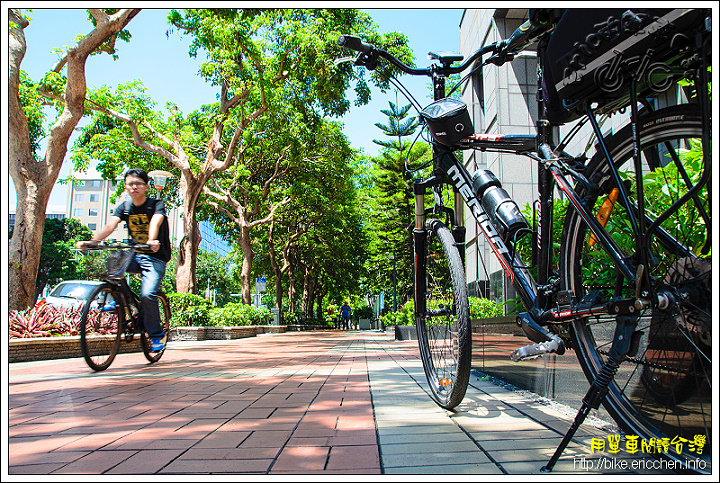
[355,303,374,320]
[380,300,414,326]
[468,297,505,319]
[208,303,272,327]
[167,292,212,327]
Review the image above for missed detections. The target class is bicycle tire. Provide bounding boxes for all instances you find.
[80,283,123,371]
[560,104,711,470]
[141,291,171,363]
[416,218,472,409]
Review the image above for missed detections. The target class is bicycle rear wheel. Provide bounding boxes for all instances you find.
[416,218,472,409]
[80,283,123,371]
[141,291,171,363]
[560,105,710,470]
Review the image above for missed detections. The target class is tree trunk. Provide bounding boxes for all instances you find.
[9,178,53,311]
[238,224,254,305]
[287,256,297,314]
[8,8,140,311]
[175,174,203,294]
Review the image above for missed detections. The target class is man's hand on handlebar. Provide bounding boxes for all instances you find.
[76,240,99,251]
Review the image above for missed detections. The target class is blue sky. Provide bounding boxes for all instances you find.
[8,7,464,210]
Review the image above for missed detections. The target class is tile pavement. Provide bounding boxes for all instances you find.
[6,330,680,476]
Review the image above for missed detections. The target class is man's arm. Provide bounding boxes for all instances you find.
[76,215,122,249]
[146,213,165,252]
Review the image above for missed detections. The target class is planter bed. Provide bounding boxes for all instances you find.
[9,325,290,363]
[9,335,144,363]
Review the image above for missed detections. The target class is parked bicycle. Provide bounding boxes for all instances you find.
[339,7,710,473]
[76,243,171,371]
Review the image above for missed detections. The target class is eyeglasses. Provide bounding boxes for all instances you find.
[125,182,147,188]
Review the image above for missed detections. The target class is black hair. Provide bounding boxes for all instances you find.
[124,168,149,184]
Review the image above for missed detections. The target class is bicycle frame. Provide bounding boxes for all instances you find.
[412,32,711,332]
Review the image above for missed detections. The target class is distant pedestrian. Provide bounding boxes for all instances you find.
[340,302,351,330]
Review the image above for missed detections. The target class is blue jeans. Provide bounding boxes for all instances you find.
[127,254,166,338]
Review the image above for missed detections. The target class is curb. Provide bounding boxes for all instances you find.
[8,325,289,363]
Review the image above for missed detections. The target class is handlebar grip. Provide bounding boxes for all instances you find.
[337,34,372,53]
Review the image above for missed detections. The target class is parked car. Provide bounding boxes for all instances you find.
[37,280,105,309]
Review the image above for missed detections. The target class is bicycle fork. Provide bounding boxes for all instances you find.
[542,316,643,472]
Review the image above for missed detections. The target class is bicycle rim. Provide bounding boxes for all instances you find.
[416,219,471,409]
[80,284,123,371]
[561,105,711,470]
[141,292,171,363]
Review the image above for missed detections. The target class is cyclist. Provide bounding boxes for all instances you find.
[77,168,171,351]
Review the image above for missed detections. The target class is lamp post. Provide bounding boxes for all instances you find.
[148,170,174,192]
[386,251,397,312]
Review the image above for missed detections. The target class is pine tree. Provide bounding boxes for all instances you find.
[366,99,430,309]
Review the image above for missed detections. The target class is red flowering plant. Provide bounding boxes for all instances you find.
[9,304,83,338]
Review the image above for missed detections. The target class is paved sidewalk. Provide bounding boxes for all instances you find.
[7,331,671,475]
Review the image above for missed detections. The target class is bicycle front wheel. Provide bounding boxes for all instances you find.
[141,291,171,363]
[560,104,710,470]
[416,218,472,410]
[80,283,123,371]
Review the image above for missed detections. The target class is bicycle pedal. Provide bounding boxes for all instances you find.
[510,339,563,362]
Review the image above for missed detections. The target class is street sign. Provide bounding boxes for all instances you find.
[255,277,266,293]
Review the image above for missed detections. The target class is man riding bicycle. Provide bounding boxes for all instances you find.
[76,168,171,351]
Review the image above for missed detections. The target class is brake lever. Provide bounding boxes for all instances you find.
[333,57,356,66]
[355,50,380,70]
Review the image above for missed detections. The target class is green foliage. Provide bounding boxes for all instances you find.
[167,292,212,327]
[17,70,47,158]
[379,296,504,327]
[580,139,708,289]
[354,303,374,320]
[31,218,93,303]
[362,99,431,303]
[209,303,272,326]
[380,300,415,326]
[468,297,505,319]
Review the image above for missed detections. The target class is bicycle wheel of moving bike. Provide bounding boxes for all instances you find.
[560,105,711,470]
[416,218,472,410]
[141,291,171,363]
[80,283,124,371]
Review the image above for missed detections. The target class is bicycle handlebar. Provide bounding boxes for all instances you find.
[338,18,553,77]
[74,243,150,252]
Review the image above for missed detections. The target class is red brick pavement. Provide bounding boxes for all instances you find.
[8,332,401,475]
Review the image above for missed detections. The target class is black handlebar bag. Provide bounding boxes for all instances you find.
[541,8,707,124]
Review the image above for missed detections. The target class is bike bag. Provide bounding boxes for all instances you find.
[541,8,707,124]
[420,98,474,146]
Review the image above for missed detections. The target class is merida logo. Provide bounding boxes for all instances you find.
[446,165,510,260]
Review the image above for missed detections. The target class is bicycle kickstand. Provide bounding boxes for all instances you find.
[541,316,641,472]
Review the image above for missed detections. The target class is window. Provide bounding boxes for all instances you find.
[74,193,84,202]
[90,180,102,188]
[73,209,83,217]
[88,209,98,217]
[88,223,97,230]
[89,194,99,202]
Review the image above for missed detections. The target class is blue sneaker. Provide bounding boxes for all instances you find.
[101,300,117,312]
[150,335,166,352]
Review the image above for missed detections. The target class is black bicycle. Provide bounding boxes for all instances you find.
[339,7,710,473]
[77,244,171,371]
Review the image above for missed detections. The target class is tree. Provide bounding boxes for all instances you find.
[71,8,413,297]
[10,217,94,305]
[365,100,430,305]
[8,8,140,311]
